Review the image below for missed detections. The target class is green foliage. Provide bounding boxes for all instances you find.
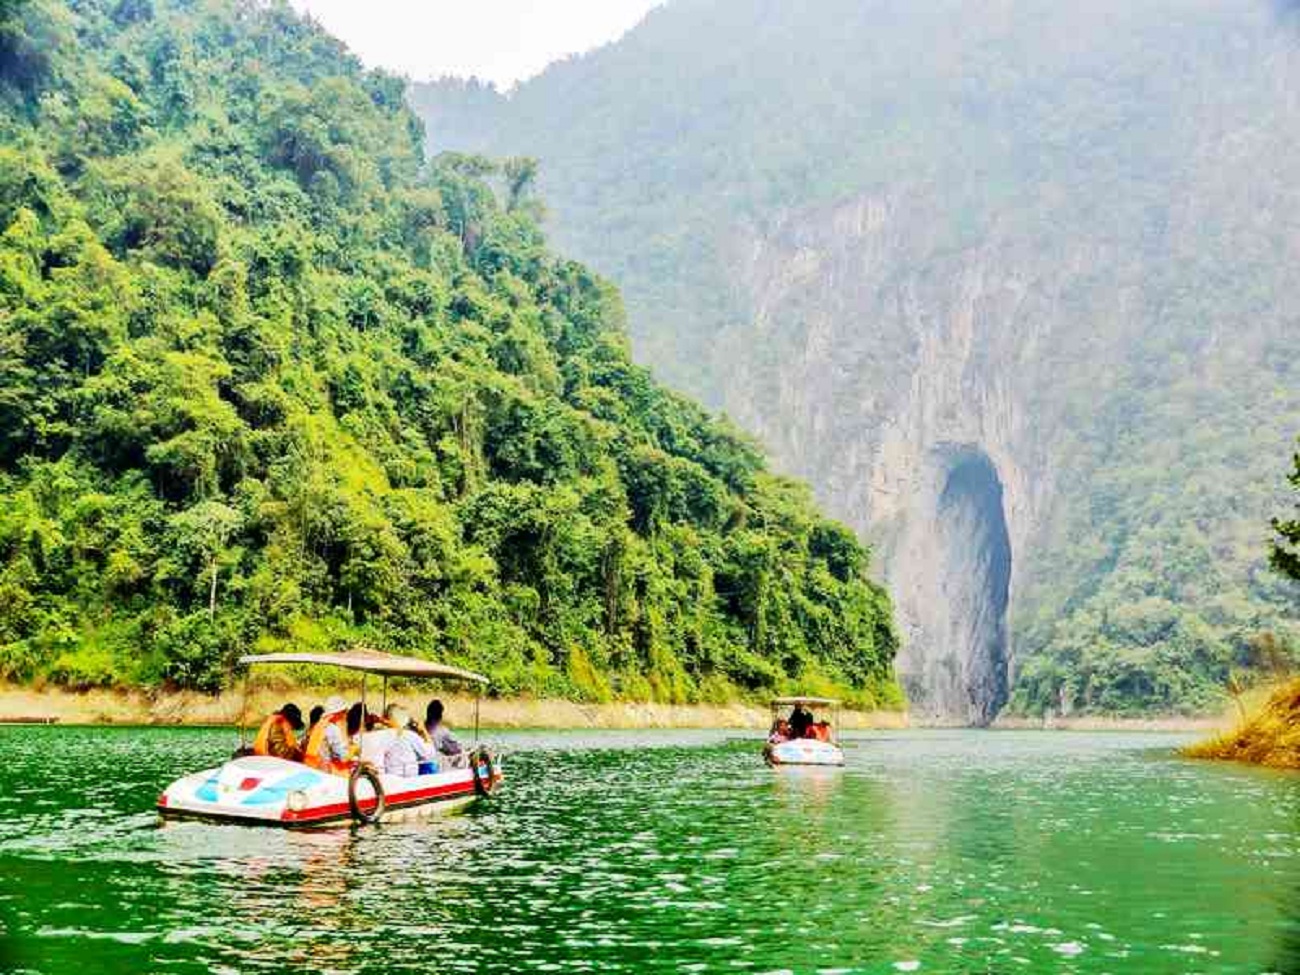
[1272,445,1300,584]
[0,0,899,703]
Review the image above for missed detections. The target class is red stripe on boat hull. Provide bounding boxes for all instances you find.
[156,773,502,829]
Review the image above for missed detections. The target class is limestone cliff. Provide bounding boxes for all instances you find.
[414,0,1300,721]
[713,169,1300,720]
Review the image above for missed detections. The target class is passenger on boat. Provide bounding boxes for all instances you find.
[382,705,439,776]
[304,696,353,773]
[425,699,467,768]
[252,703,305,760]
[305,705,324,740]
[789,705,814,739]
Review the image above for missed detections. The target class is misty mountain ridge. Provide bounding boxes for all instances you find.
[413,0,1300,720]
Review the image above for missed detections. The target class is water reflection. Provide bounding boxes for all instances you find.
[2,727,1300,973]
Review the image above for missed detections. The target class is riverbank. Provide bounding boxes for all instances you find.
[993,714,1226,733]
[0,684,909,730]
[1184,678,1300,769]
[0,683,1239,732]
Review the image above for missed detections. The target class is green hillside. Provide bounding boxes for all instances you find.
[0,0,899,705]
[413,0,1300,716]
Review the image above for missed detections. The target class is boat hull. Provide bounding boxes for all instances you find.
[158,753,502,828]
[764,738,845,766]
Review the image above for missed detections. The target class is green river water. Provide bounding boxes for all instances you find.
[0,727,1298,974]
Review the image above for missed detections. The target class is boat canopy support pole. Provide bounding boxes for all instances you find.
[237,668,251,750]
[474,687,481,744]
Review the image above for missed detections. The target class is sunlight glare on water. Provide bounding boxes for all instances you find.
[1,727,1298,974]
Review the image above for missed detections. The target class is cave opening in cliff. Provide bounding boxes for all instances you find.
[935,449,1012,725]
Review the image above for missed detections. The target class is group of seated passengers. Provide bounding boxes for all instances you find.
[252,696,465,777]
[768,704,832,743]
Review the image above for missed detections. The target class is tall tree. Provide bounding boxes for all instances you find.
[169,500,242,619]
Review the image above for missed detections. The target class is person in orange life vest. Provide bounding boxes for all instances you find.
[364,703,396,732]
[304,704,324,740]
[253,703,305,761]
[304,696,353,773]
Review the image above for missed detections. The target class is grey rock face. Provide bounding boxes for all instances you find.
[707,171,1295,722]
[715,201,1047,722]
[414,0,1300,722]
[930,451,1011,724]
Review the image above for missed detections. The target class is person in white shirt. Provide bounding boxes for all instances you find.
[382,705,439,777]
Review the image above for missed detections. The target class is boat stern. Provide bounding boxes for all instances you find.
[764,738,845,767]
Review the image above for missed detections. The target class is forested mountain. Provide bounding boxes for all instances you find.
[414,0,1300,719]
[0,0,899,705]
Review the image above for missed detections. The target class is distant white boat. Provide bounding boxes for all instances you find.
[762,695,845,767]
[158,649,502,828]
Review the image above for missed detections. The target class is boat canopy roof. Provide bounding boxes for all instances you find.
[238,648,488,684]
[770,696,840,707]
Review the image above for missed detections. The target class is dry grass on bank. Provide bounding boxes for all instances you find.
[1184,678,1300,769]
[0,683,908,731]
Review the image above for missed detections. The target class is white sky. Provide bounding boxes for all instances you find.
[290,0,664,89]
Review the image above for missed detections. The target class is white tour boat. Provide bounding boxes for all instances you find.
[762,696,845,767]
[158,649,502,828]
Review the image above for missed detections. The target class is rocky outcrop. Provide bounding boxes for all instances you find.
[706,162,1298,720]
[715,196,1064,722]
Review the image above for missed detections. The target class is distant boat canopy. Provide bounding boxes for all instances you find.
[769,696,840,708]
[238,649,489,685]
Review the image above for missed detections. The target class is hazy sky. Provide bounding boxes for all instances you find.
[289,0,663,88]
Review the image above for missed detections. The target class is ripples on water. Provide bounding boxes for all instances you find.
[0,727,1298,974]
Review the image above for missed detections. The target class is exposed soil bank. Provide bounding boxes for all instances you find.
[0,684,908,731]
[1184,679,1300,769]
[0,683,1237,733]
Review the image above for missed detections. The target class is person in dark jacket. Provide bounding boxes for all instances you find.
[789,704,814,739]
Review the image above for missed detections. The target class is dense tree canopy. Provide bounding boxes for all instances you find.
[0,0,899,704]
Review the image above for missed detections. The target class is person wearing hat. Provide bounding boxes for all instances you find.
[252,703,305,761]
[304,696,353,774]
[381,704,439,777]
